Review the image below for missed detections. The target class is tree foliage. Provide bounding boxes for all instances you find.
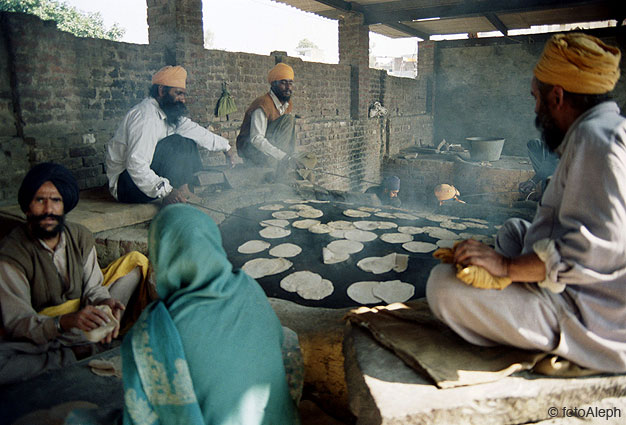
[0,0,125,41]
[296,38,318,50]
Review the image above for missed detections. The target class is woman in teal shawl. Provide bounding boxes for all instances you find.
[121,204,299,425]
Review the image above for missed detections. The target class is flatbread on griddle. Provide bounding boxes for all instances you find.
[308,223,332,234]
[322,247,350,264]
[372,280,414,304]
[238,240,271,254]
[380,233,413,244]
[440,220,467,230]
[394,212,418,220]
[461,221,489,229]
[260,219,290,228]
[242,258,292,279]
[327,220,355,230]
[258,203,284,211]
[347,281,382,305]
[297,278,333,300]
[374,212,396,219]
[402,241,438,253]
[298,208,324,218]
[280,271,333,300]
[292,219,321,229]
[358,206,380,212]
[397,226,425,235]
[259,226,291,239]
[353,221,378,231]
[425,227,459,240]
[344,229,378,242]
[269,243,302,258]
[327,239,364,255]
[272,210,299,220]
[376,221,398,230]
[343,209,371,218]
[357,253,409,274]
[329,229,347,239]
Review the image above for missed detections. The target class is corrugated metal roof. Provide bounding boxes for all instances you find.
[273,0,624,39]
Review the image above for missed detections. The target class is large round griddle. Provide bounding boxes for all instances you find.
[219,200,496,309]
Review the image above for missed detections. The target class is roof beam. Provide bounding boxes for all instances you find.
[363,0,618,25]
[484,12,508,35]
[382,22,430,39]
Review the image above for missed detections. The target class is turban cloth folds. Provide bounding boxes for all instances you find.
[152,65,187,89]
[18,163,79,213]
[268,63,294,83]
[533,33,621,94]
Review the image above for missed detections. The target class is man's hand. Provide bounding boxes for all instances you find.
[453,239,510,278]
[60,305,116,343]
[96,298,125,342]
[224,149,238,168]
[163,188,188,205]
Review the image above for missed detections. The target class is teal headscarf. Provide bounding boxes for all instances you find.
[122,204,298,425]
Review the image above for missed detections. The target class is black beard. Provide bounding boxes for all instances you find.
[28,213,65,240]
[161,96,188,126]
[534,106,565,152]
[271,86,291,103]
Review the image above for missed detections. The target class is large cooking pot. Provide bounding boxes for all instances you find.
[466,137,505,161]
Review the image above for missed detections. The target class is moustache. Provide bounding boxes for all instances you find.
[28,213,63,223]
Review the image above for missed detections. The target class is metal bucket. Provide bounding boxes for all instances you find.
[466,137,505,161]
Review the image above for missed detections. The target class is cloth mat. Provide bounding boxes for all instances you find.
[345,299,601,388]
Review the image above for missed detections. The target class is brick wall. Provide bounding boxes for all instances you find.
[433,30,626,156]
[0,11,432,205]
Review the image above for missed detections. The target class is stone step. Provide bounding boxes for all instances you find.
[343,324,626,425]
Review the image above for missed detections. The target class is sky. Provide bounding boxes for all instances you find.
[62,0,419,63]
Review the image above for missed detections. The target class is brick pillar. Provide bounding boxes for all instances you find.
[338,12,370,119]
[147,0,204,55]
[418,40,435,114]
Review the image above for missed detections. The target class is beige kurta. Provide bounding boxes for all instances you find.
[427,101,626,372]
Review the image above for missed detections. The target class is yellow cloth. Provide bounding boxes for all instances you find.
[433,247,513,290]
[534,33,621,94]
[38,251,150,317]
[152,65,187,89]
[268,63,294,83]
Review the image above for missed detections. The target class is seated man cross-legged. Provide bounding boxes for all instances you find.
[0,163,152,385]
[427,33,626,373]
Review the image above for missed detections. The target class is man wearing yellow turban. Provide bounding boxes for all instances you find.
[106,65,237,204]
[427,33,626,373]
[236,63,297,168]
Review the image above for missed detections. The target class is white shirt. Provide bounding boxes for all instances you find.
[249,90,290,160]
[106,97,231,199]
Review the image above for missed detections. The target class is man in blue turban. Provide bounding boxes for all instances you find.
[365,175,401,207]
[0,163,150,385]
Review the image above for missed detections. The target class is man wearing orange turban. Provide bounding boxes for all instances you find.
[427,33,626,374]
[106,65,236,204]
[236,63,296,168]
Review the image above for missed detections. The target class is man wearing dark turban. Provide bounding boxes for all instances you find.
[427,33,626,374]
[0,163,151,385]
[365,175,402,207]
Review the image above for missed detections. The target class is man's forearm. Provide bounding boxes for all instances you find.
[507,252,547,282]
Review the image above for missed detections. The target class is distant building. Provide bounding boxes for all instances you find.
[370,54,417,78]
[295,45,326,62]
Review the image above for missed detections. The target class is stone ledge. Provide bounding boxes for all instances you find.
[0,187,159,235]
[344,324,626,425]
